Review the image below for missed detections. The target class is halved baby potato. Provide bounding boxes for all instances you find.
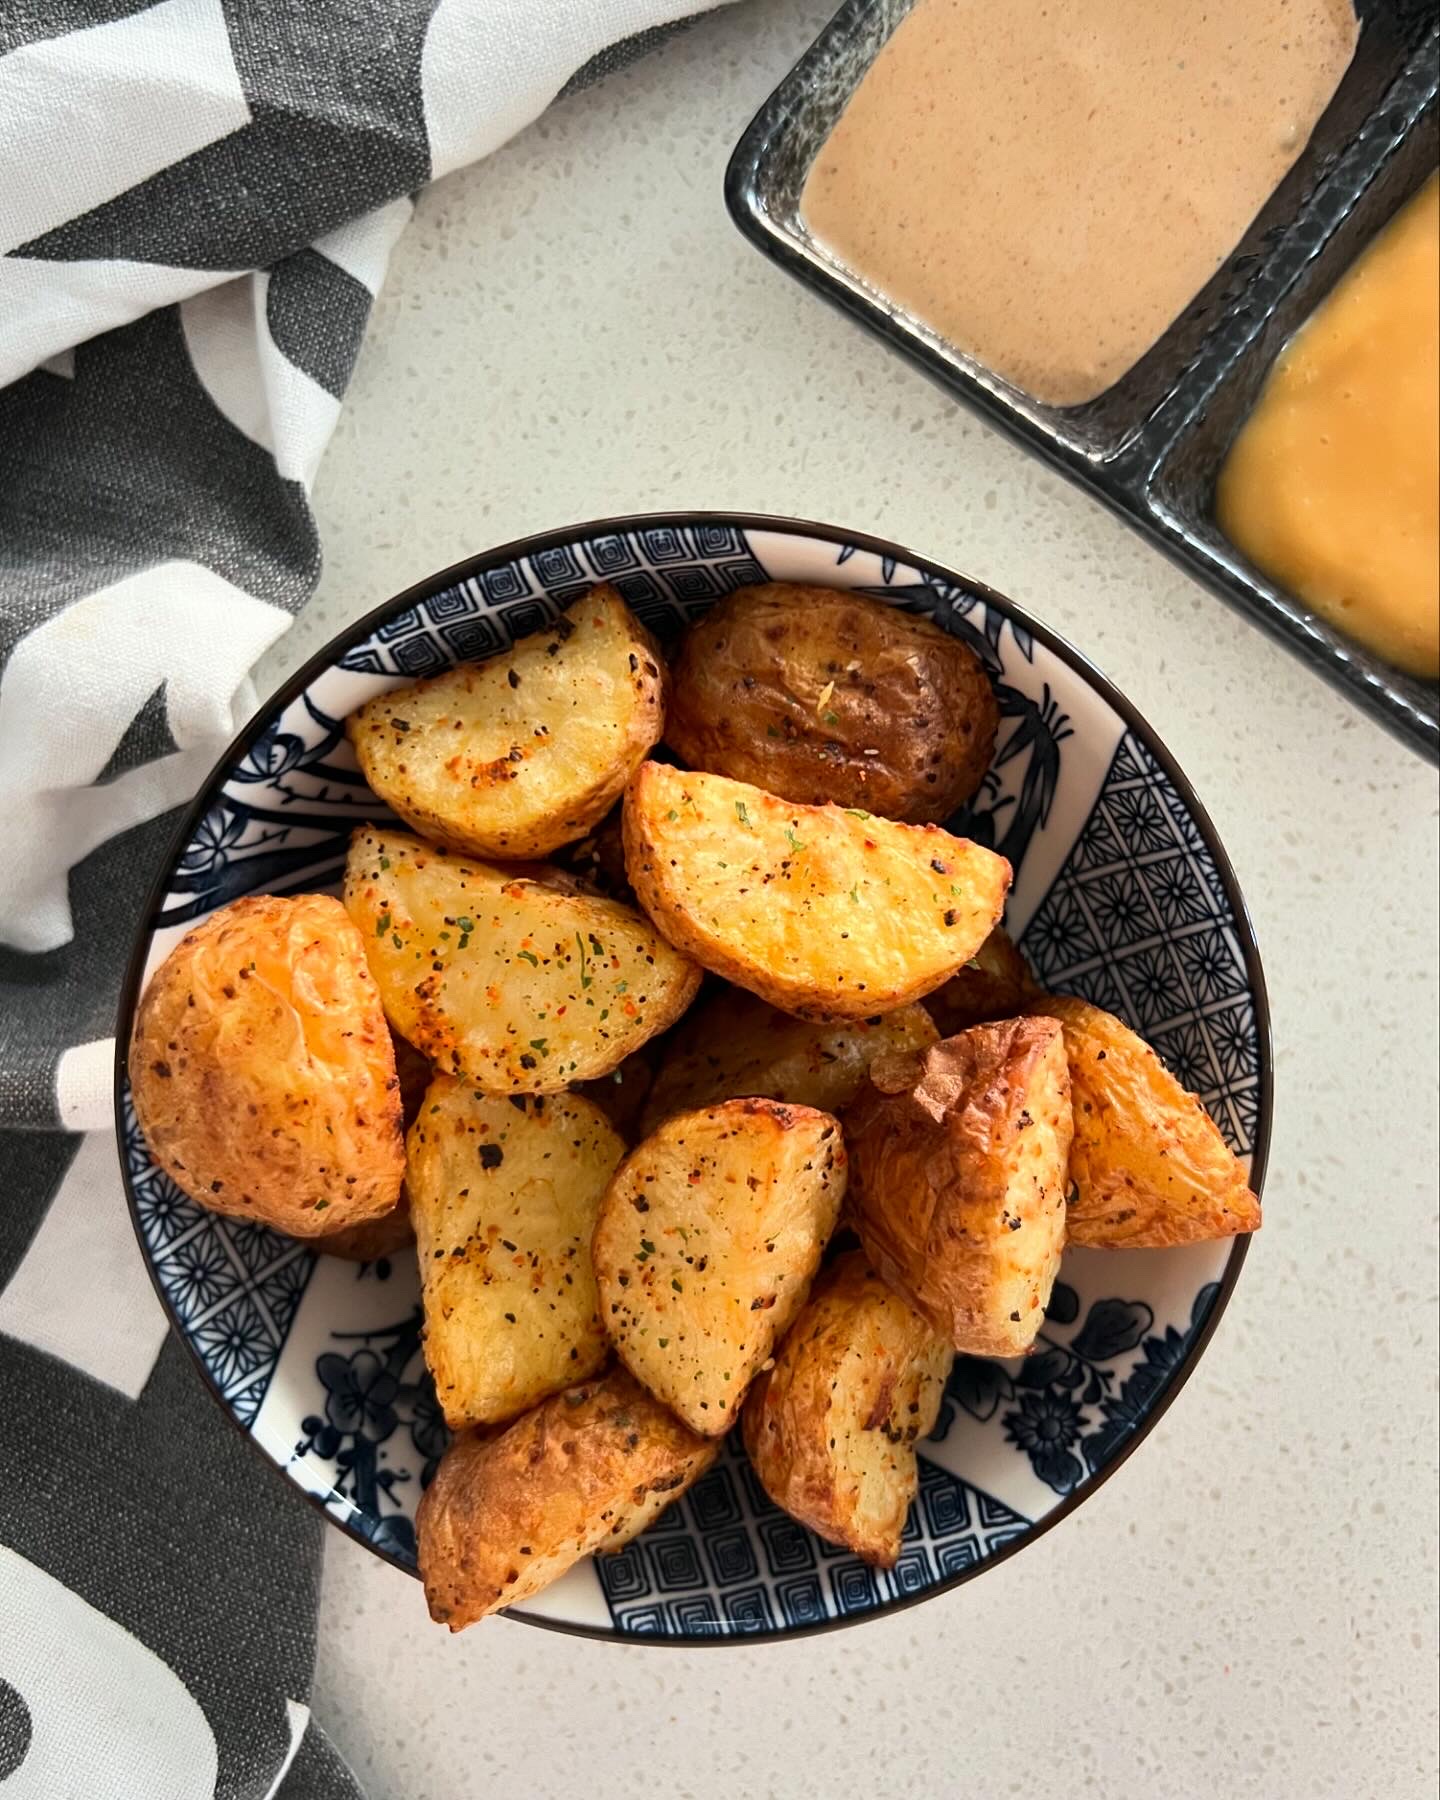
[639,988,938,1135]
[743,1251,954,1566]
[128,894,404,1237]
[844,1018,1073,1357]
[665,584,999,822]
[408,1078,625,1428]
[622,763,1011,1020]
[347,584,666,859]
[1035,996,1261,1247]
[592,1098,847,1435]
[416,1368,718,1630]
[343,827,701,1093]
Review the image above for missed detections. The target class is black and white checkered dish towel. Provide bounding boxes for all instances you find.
[0,6,730,1794]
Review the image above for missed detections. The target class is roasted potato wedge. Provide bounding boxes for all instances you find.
[639,989,938,1135]
[743,1251,953,1566]
[623,763,1011,1020]
[592,1098,847,1434]
[1035,996,1261,1247]
[417,1369,718,1629]
[665,584,998,821]
[347,585,666,859]
[343,827,701,1093]
[128,894,403,1237]
[924,925,1037,1036]
[844,1019,1072,1356]
[408,1079,623,1427]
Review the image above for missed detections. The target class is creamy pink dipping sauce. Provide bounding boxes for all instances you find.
[801,0,1359,407]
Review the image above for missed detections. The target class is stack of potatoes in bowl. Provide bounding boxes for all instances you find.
[129,583,1260,1631]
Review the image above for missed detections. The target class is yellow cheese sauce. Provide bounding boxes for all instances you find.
[800,0,1358,407]
[1217,173,1440,680]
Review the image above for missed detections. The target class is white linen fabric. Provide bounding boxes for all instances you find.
[0,6,730,1796]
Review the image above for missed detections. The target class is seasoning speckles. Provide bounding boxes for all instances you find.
[342,825,700,1093]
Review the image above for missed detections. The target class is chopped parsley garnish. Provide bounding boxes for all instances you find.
[734,800,751,827]
[517,949,539,967]
[374,912,391,937]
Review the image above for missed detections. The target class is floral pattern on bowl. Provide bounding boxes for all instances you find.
[117,514,1270,1643]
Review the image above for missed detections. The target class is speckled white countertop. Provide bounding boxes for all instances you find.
[262,4,1440,1794]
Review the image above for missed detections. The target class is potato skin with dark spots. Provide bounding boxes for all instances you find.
[844,1018,1073,1356]
[665,584,998,822]
[744,1251,953,1566]
[1034,996,1261,1248]
[417,1369,717,1630]
[128,894,404,1237]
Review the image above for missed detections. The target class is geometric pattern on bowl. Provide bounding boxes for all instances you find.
[117,514,1269,1643]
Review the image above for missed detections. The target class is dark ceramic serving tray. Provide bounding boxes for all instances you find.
[726,0,1440,762]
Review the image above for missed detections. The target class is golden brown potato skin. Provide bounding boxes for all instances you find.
[416,1369,718,1629]
[408,1080,623,1428]
[744,1252,953,1566]
[1035,996,1261,1247]
[346,585,667,859]
[924,926,1037,1036]
[639,988,938,1135]
[128,894,404,1236]
[665,584,998,822]
[623,763,1011,1021]
[844,1020,1073,1356]
[593,1098,848,1435]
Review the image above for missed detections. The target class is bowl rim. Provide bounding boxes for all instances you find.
[114,509,1272,1647]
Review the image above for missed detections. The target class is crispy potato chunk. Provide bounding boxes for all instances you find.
[417,1369,718,1629]
[592,1098,847,1435]
[744,1252,953,1565]
[347,585,666,859]
[343,827,701,1093]
[623,763,1010,1020]
[1035,996,1261,1247]
[408,1079,623,1427]
[924,925,1037,1036]
[665,584,998,821]
[639,988,938,1135]
[844,1020,1072,1356]
[128,894,403,1237]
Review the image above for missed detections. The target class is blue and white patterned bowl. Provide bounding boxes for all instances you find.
[116,514,1270,1643]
